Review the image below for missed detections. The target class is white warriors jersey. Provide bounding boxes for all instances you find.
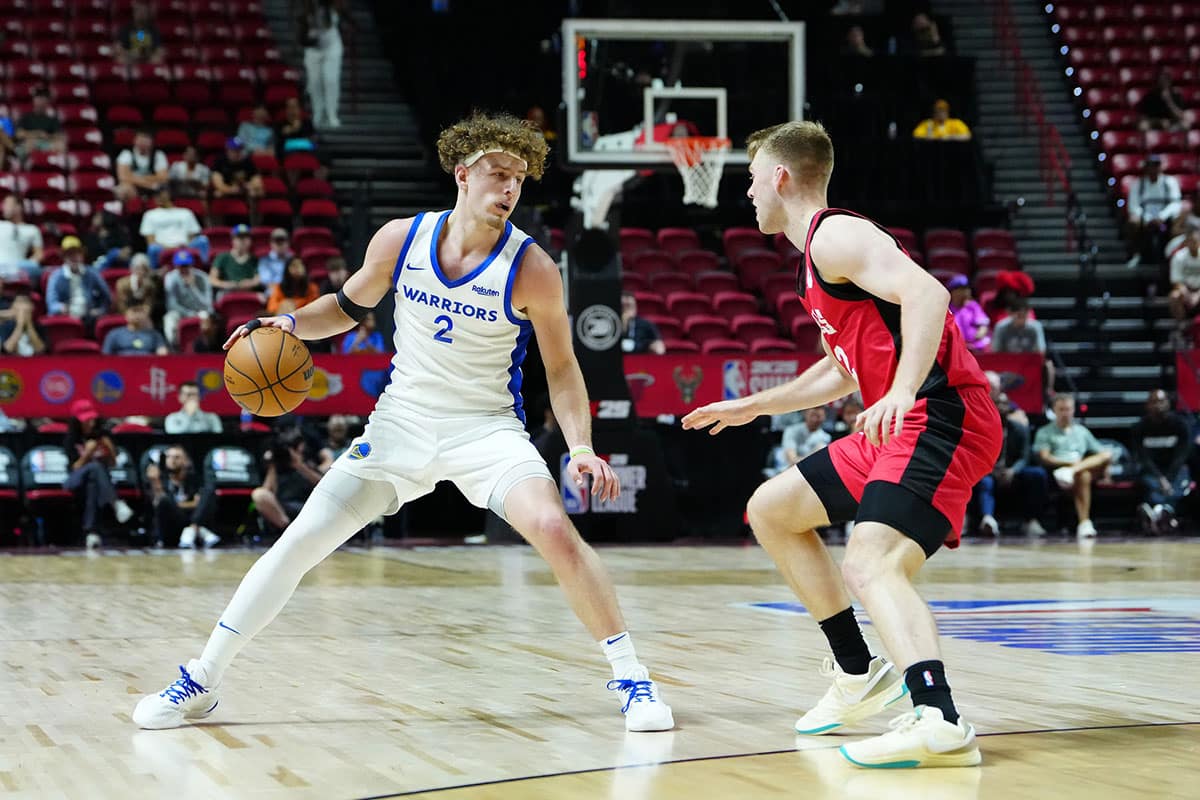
[383,210,537,422]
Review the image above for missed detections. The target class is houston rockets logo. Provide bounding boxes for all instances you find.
[673,365,703,404]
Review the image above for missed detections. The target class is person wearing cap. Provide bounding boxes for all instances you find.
[1127,154,1183,269]
[64,398,134,549]
[46,237,111,323]
[163,249,214,347]
[101,302,167,356]
[257,228,293,290]
[140,187,209,268]
[115,253,162,314]
[210,224,262,293]
[211,137,264,206]
[947,274,990,352]
[115,129,169,202]
[0,195,44,283]
[912,99,971,141]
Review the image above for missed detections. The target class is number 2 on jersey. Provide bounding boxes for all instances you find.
[433,315,454,344]
[833,344,858,381]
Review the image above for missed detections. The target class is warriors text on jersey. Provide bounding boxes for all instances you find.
[385,210,536,421]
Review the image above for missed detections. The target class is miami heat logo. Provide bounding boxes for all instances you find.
[810,308,837,335]
[673,365,704,404]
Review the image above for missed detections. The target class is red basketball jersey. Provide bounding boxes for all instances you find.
[796,208,990,407]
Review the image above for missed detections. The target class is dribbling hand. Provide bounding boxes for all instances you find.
[223,316,296,350]
[681,400,756,435]
[568,453,621,503]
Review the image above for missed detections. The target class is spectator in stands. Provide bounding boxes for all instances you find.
[141,188,209,268]
[210,224,261,294]
[300,0,351,128]
[947,274,990,352]
[1167,227,1200,328]
[620,291,665,354]
[167,146,211,200]
[990,295,1055,397]
[257,228,293,290]
[974,389,1048,537]
[0,195,44,283]
[145,445,219,549]
[15,87,66,155]
[910,13,946,57]
[277,96,316,155]
[1034,393,1112,538]
[840,25,874,57]
[47,237,111,324]
[266,256,320,315]
[0,106,14,167]
[1126,155,1183,269]
[114,0,164,65]
[783,407,831,467]
[114,254,161,314]
[162,250,213,347]
[115,130,169,202]
[252,428,321,535]
[1131,389,1191,534]
[1137,68,1193,133]
[317,414,352,472]
[912,99,971,141]
[83,208,133,270]
[828,395,863,441]
[64,399,134,548]
[340,310,385,354]
[318,256,348,294]
[164,381,222,435]
[237,105,276,155]
[984,269,1036,324]
[102,303,167,356]
[190,310,225,353]
[211,138,264,211]
[0,293,46,355]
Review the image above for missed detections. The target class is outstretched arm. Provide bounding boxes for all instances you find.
[224,218,412,347]
[517,246,620,503]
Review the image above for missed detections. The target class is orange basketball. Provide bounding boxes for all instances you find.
[223,326,314,417]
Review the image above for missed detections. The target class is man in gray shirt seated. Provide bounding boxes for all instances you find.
[101,304,167,356]
[991,296,1054,401]
[164,381,222,434]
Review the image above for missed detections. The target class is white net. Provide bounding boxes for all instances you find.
[667,137,731,208]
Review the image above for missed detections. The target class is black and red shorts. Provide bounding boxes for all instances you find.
[797,385,1002,556]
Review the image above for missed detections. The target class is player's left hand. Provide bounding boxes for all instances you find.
[568,453,621,503]
[855,389,916,447]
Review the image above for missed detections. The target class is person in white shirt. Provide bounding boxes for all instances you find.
[162,250,213,347]
[164,381,223,434]
[115,130,170,202]
[1168,228,1200,323]
[1126,155,1182,269]
[140,188,209,268]
[782,406,833,467]
[301,0,350,128]
[0,195,44,283]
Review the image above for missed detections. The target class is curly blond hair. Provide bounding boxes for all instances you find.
[436,111,549,180]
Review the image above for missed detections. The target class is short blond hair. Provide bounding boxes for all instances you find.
[746,120,834,188]
[436,111,549,180]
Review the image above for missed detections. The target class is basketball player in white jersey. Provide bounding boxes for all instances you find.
[133,112,673,733]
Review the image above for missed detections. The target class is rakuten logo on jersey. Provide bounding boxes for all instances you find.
[810,308,837,335]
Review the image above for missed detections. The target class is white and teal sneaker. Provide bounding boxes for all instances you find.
[795,656,908,735]
[132,661,219,730]
[607,667,674,732]
[840,706,981,768]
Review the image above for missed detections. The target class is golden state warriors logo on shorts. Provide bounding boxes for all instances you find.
[348,442,371,460]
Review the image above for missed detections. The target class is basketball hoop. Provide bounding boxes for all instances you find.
[666,136,731,208]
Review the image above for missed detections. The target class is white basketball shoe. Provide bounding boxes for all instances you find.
[607,667,674,732]
[839,706,981,768]
[795,656,908,735]
[132,661,219,729]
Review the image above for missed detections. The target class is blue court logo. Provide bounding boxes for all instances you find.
[92,371,125,403]
[348,442,372,460]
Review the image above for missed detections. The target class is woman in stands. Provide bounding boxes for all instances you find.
[63,399,134,548]
[266,256,320,315]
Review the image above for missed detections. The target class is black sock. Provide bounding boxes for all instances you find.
[904,660,959,724]
[817,607,872,675]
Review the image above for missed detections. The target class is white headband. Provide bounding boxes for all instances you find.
[462,147,528,170]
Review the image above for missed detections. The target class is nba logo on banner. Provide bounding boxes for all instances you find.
[560,453,589,514]
[722,360,749,400]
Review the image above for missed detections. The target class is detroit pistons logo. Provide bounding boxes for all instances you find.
[810,308,837,335]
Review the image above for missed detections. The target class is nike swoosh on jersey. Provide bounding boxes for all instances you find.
[405,263,426,271]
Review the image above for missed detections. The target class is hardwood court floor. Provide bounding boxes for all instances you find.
[0,539,1197,799]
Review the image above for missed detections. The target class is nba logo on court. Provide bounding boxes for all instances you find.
[722,360,749,400]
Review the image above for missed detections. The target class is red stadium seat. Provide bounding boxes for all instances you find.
[258,198,295,227]
[262,83,300,106]
[1053,4,1091,23]
[259,176,289,199]
[1117,66,1157,88]
[196,130,229,156]
[54,338,101,354]
[193,107,230,129]
[294,177,334,199]
[68,174,117,203]
[760,272,796,310]
[209,198,250,224]
[700,338,748,354]
[735,250,783,293]
[648,271,693,297]
[790,315,822,352]
[203,227,232,250]
[215,291,265,320]
[927,248,971,274]
[283,152,321,176]
[152,105,190,128]
[749,337,799,354]
[93,313,127,345]
[619,227,655,259]
[656,227,700,254]
[38,315,85,348]
[1108,152,1142,178]
[975,251,1020,272]
[68,150,113,174]
[1106,46,1148,66]
[1059,25,1100,46]
[299,199,339,226]
[693,270,740,296]
[252,152,280,175]
[887,227,920,254]
[630,250,675,277]
[1087,88,1128,110]
[154,128,191,155]
[1145,130,1188,153]
[176,316,203,352]
[682,314,730,345]
[666,291,713,319]
[713,291,759,318]
[1160,153,1196,175]
[621,272,648,293]
[642,314,683,340]
[66,127,104,149]
[663,338,700,354]
[1075,66,1116,88]
[25,151,67,174]
[631,291,667,317]
[200,45,242,64]
[1099,130,1144,154]
[1065,46,1105,69]
[971,228,1017,254]
[217,83,258,109]
[924,228,967,252]
[675,249,720,277]
[298,246,340,271]
[775,295,808,332]
[1100,25,1140,46]
[1132,4,1169,24]
[258,64,302,84]
[1093,109,1139,130]
[773,232,800,257]
[723,227,765,262]
[731,314,778,343]
[292,227,335,252]
[1093,4,1131,24]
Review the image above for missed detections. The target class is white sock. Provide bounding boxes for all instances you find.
[599,631,641,678]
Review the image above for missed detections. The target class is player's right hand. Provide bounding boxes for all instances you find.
[223,315,296,350]
[681,400,757,435]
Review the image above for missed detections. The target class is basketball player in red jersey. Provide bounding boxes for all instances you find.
[683,121,1001,768]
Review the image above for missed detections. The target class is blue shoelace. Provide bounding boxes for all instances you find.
[160,665,207,705]
[606,679,655,713]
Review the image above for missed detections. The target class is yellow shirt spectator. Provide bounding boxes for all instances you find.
[913,100,972,141]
